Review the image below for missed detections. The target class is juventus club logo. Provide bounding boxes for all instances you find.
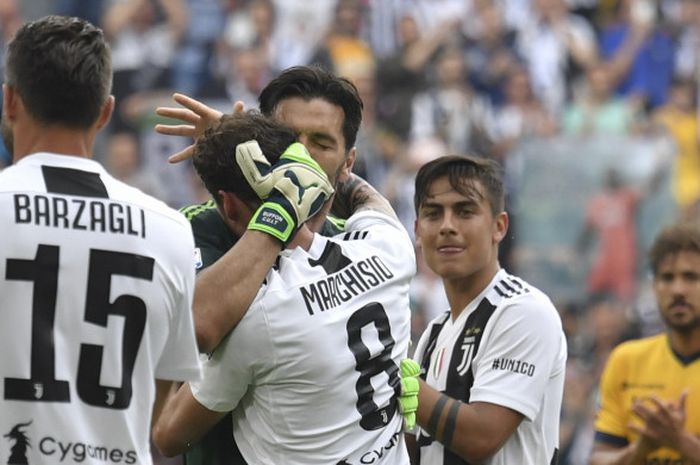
[455,334,476,376]
[4,421,32,465]
[32,383,43,400]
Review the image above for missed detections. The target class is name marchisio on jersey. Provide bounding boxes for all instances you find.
[13,193,146,238]
[300,255,394,315]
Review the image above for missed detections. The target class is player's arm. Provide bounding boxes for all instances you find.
[152,379,177,428]
[331,173,398,221]
[415,381,523,463]
[195,141,333,353]
[152,383,226,457]
[193,230,282,352]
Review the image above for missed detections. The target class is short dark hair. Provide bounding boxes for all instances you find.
[414,155,505,216]
[193,111,297,206]
[258,65,363,151]
[5,15,112,128]
[648,223,700,276]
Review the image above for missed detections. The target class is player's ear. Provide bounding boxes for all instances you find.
[493,211,509,245]
[95,95,115,130]
[3,84,17,121]
[339,146,356,181]
[414,219,421,248]
[219,190,239,223]
[218,190,255,236]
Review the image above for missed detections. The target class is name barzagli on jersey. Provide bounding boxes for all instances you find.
[300,256,394,315]
[13,193,146,238]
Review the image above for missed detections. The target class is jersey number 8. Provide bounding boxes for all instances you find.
[346,302,401,431]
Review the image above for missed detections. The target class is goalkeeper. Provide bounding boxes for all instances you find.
[154,111,417,464]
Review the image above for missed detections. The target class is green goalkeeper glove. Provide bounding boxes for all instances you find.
[236,140,334,244]
[399,359,420,431]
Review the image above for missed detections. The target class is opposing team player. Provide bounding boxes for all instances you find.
[153,112,415,465]
[0,16,201,465]
[590,223,700,465]
[407,155,567,465]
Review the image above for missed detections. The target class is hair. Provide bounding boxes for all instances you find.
[5,15,112,128]
[193,111,297,206]
[648,223,700,276]
[258,65,363,151]
[414,154,505,216]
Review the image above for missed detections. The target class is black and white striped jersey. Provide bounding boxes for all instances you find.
[412,269,566,465]
[0,153,201,465]
[192,210,415,465]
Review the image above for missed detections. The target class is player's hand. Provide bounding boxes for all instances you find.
[236,140,334,244]
[398,359,420,431]
[629,392,688,450]
[155,93,245,163]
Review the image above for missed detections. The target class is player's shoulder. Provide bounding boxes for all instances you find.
[609,333,667,359]
[0,158,42,191]
[488,271,553,308]
[340,210,413,252]
[485,271,562,327]
[180,199,218,222]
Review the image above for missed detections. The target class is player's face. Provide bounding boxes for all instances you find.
[415,176,507,286]
[653,250,700,334]
[272,97,355,186]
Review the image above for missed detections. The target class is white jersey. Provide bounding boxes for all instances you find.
[192,210,415,465]
[412,269,566,465]
[0,153,201,465]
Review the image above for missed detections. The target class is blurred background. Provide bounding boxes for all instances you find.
[3,1,698,463]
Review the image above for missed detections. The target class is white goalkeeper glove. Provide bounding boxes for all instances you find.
[236,140,334,244]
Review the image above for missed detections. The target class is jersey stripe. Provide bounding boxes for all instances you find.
[180,199,217,221]
[41,165,108,198]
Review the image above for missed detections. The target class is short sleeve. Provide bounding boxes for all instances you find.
[469,297,566,421]
[155,225,202,382]
[594,346,629,440]
[190,303,271,412]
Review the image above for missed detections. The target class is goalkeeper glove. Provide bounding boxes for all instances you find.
[399,359,420,431]
[236,140,334,244]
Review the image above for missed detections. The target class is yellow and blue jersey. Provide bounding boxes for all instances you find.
[594,333,700,462]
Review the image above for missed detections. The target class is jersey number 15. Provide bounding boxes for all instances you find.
[4,244,153,410]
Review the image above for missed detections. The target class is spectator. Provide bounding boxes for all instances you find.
[652,78,700,220]
[515,0,598,114]
[102,0,187,131]
[309,0,376,80]
[410,45,494,155]
[563,62,638,136]
[464,0,522,106]
[599,0,675,110]
[374,13,456,139]
[490,65,558,160]
[577,167,664,303]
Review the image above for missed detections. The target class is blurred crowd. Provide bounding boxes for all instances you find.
[2,0,700,463]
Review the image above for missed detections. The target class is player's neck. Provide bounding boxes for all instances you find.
[668,328,700,357]
[443,262,501,320]
[12,121,96,163]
